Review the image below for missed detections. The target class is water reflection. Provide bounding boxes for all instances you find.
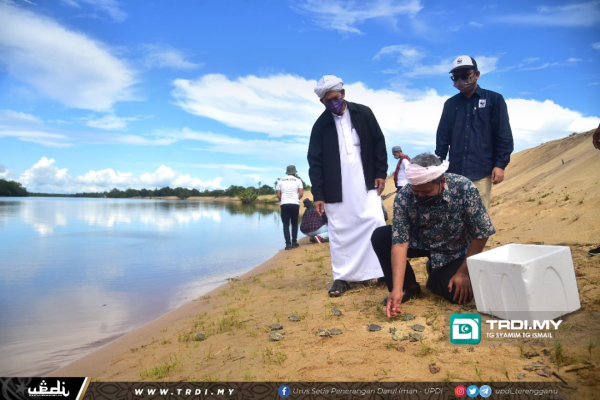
[0,197,285,376]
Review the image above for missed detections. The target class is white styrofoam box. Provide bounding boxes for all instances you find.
[467,244,581,321]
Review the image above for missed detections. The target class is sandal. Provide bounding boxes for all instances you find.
[328,279,348,297]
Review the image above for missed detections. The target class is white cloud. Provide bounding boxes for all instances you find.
[16,158,224,193]
[567,58,582,63]
[139,165,222,189]
[85,115,138,131]
[373,44,426,66]
[507,98,600,148]
[293,0,423,34]
[493,1,600,27]
[0,109,73,147]
[172,74,322,137]
[141,44,203,70]
[0,2,136,111]
[593,42,600,50]
[469,21,484,28]
[60,0,127,22]
[19,157,69,192]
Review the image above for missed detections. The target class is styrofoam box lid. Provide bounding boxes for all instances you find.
[468,243,570,264]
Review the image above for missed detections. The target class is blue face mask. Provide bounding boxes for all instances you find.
[325,98,345,114]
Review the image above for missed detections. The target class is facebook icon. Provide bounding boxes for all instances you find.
[278,385,291,398]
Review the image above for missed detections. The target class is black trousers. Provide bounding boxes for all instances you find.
[371,225,465,303]
[280,204,299,245]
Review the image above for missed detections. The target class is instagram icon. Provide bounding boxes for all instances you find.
[454,385,467,397]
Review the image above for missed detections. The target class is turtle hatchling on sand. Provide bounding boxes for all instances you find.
[317,329,331,337]
[288,315,301,322]
[269,324,283,331]
[401,313,416,321]
[332,307,343,317]
[367,324,381,332]
[269,331,284,341]
[411,324,425,332]
[329,328,343,335]
[196,332,207,341]
[409,333,423,342]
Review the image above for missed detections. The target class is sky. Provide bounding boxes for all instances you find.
[0,0,599,194]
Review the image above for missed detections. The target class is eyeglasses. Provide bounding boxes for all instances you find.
[450,72,475,82]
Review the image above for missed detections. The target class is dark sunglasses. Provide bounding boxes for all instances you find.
[450,71,475,82]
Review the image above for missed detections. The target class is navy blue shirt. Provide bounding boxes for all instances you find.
[435,86,514,182]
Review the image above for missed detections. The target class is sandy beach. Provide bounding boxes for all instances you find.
[52,130,599,397]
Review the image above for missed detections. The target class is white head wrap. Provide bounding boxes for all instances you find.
[405,160,449,185]
[314,75,344,99]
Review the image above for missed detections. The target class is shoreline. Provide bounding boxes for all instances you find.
[50,244,299,378]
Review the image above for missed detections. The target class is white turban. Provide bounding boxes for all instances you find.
[314,75,344,99]
[405,161,449,185]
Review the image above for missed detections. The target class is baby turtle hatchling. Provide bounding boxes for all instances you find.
[392,333,409,341]
[288,315,301,322]
[411,324,425,332]
[332,307,343,316]
[409,333,423,342]
[367,324,381,332]
[196,332,207,341]
[401,314,416,321]
[269,324,283,331]
[329,328,343,335]
[317,329,331,337]
[269,331,284,341]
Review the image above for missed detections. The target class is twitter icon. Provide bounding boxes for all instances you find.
[479,385,492,398]
[467,385,479,398]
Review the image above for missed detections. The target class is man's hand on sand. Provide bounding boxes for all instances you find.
[386,290,403,318]
[593,125,600,150]
[375,178,385,196]
[314,201,325,217]
[491,167,505,184]
[449,271,473,304]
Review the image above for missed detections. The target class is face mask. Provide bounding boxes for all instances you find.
[393,154,400,159]
[415,182,443,207]
[454,78,475,93]
[325,98,345,114]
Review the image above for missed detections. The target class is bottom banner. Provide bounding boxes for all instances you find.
[1,379,579,399]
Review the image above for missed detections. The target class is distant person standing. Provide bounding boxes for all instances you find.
[435,55,514,208]
[276,165,304,250]
[392,146,411,192]
[308,75,388,297]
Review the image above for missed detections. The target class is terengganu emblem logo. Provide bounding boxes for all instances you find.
[450,313,481,344]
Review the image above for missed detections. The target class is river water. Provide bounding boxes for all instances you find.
[0,197,288,376]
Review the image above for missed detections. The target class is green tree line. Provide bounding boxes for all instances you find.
[0,179,28,196]
[9,183,277,199]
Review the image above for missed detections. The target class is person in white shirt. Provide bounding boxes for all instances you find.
[392,146,411,192]
[276,165,304,250]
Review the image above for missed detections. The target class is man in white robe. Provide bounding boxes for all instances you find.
[308,75,388,297]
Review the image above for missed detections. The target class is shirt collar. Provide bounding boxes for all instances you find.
[460,84,482,101]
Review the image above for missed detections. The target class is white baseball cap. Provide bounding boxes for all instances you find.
[450,55,478,73]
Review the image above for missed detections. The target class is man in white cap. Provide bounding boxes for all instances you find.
[308,75,388,297]
[435,55,514,208]
[391,145,411,192]
[370,153,495,315]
